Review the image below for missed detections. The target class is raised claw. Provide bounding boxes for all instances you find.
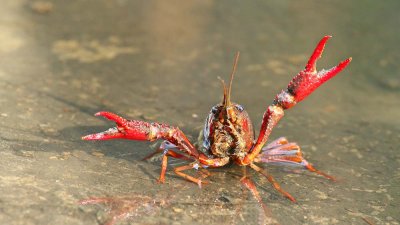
[274,36,352,109]
[287,36,352,104]
[244,36,351,166]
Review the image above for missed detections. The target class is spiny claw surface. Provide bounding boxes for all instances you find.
[82,111,128,140]
[288,36,352,103]
[82,127,124,140]
[273,36,352,109]
[82,111,152,141]
[305,35,332,73]
[94,111,127,126]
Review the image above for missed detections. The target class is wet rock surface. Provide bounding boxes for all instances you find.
[0,1,399,224]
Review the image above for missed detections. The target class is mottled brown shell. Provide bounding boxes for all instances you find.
[202,103,254,160]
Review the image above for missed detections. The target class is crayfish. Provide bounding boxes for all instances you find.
[83,36,351,203]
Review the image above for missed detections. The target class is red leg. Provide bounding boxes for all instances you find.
[240,177,272,224]
[159,151,168,183]
[170,156,231,187]
[242,36,351,165]
[256,137,336,181]
[240,173,277,224]
[160,155,221,187]
[173,164,210,187]
[249,163,296,202]
[172,159,230,187]
[82,111,200,158]
[240,172,266,211]
[145,140,221,184]
[143,140,190,161]
[304,162,336,181]
[159,149,193,183]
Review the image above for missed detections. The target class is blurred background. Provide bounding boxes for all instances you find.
[0,1,398,224]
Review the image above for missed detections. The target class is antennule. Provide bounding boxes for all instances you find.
[217,76,227,105]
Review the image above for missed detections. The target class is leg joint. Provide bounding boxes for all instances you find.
[273,90,296,109]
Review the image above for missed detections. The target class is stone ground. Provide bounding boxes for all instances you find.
[0,1,399,224]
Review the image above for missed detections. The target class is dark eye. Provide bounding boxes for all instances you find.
[211,106,218,113]
[235,105,244,112]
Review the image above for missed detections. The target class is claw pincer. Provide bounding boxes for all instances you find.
[243,36,351,166]
[82,111,152,141]
[275,36,352,109]
[83,111,200,158]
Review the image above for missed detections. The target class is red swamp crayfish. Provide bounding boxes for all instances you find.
[82,35,351,203]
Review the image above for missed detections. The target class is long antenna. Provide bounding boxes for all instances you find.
[226,51,240,106]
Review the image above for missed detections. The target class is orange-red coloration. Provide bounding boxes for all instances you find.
[82,36,351,203]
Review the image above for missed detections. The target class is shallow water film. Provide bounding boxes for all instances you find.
[0,1,399,224]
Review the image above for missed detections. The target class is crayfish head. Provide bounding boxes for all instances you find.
[204,103,254,158]
[202,51,254,158]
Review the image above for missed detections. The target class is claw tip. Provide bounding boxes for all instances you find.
[82,135,89,140]
[340,57,352,68]
[322,35,332,41]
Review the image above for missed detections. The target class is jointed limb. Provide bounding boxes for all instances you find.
[82,112,228,185]
[173,164,209,187]
[240,177,273,216]
[249,163,296,202]
[240,168,277,224]
[242,36,351,165]
[82,111,200,158]
[303,162,336,181]
[241,106,284,164]
[170,156,230,187]
[158,150,192,183]
[143,140,192,161]
[140,140,210,184]
[256,137,336,181]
